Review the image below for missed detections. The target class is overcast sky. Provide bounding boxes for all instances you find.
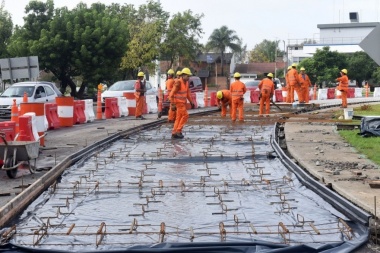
[4,0,380,50]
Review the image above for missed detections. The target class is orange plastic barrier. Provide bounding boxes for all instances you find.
[17,115,35,141]
[105,98,120,119]
[45,103,60,130]
[348,88,355,98]
[73,100,86,124]
[313,84,317,100]
[0,121,16,142]
[20,102,46,146]
[275,90,283,102]
[204,85,208,107]
[56,97,74,127]
[327,88,335,99]
[210,92,217,106]
[123,93,147,116]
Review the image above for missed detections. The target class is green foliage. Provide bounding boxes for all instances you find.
[0,2,13,58]
[249,40,279,62]
[299,47,346,87]
[160,10,204,68]
[206,25,241,75]
[372,67,380,84]
[347,51,378,85]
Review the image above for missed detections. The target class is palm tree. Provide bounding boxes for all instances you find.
[206,26,241,76]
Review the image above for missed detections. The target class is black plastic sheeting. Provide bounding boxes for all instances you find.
[0,123,371,253]
[359,116,380,137]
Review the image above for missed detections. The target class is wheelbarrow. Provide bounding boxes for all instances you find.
[0,133,40,179]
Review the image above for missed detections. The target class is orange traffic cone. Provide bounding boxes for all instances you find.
[204,85,208,107]
[10,99,19,135]
[23,91,28,103]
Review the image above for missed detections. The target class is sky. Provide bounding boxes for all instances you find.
[3,0,380,50]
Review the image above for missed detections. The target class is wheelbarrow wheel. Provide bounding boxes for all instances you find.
[5,156,18,179]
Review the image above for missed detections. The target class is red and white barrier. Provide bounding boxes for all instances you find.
[243,91,251,103]
[195,92,205,107]
[84,99,95,122]
[146,95,158,114]
[374,88,380,97]
[105,97,120,119]
[45,103,60,129]
[117,97,128,117]
[0,121,16,142]
[23,112,39,143]
[317,89,328,100]
[73,100,86,124]
[20,103,46,146]
[56,97,74,127]
[17,115,35,141]
[355,88,363,98]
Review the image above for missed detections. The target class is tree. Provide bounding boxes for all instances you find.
[234,37,247,63]
[347,51,378,86]
[160,10,204,68]
[0,0,13,58]
[120,0,169,78]
[299,46,346,87]
[372,67,380,85]
[249,40,279,63]
[206,26,240,76]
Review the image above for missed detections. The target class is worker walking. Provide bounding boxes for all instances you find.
[288,63,301,103]
[134,71,146,120]
[216,90,231,117]
[299,67,312,103]
[258,73,275,116]
[169,67,195,139]
[166,69,176,123]
[285,66,292,103]
[336,69,349,108]
[229,72,246,122]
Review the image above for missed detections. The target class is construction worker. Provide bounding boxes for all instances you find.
[169,67,195,139]
[258,73,275,116]
[229,72,247,122]
[336,69,349,108]
[134,71,146,120]
[216,90,231,117]
[299,67,312,103]
[288,63,301,103]
[285,66,292,103]
[166,69,176,123]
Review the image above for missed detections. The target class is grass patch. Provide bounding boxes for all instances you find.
[354,104,380,117]
[339,130,380,166]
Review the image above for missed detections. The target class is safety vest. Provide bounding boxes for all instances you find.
[173,79,188,104]
[259,78,274,94]
[134,80,145,99]
[230,81,246,100]
[166,78,175,94]
[337,75,349,90]
[288,69,299,86]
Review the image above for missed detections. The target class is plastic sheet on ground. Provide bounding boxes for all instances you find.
[359,116,380,137]
[4,124,369,252]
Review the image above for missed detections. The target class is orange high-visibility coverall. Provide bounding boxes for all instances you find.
[217,90,232,117]
[336,74,349,108]
[134,80,146,118]
[299,73,312,103]
[258,78,275,115]
[166,77,176,122]
[285,71,291,103]
[230,80,246,121]
[169,78,193,134]
[288,68,301,103]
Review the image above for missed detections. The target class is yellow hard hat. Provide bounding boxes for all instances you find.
[137,71,144,77]
[233,72,241,78]
[176,70,182,76]
[267,73,274,78]
[291,63,297,67]
[287,66,292,70]
[216,91,223,99]
[341,69,347,74]
[167,69,174,75]
[300,67,305,71]
[181,67,192,76]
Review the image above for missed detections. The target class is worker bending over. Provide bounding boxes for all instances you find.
[216,90,232,117]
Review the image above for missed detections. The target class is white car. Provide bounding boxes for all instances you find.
[0,81,61,118]
[101,80,157,103]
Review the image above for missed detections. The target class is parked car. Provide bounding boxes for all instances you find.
[0,81,62,118]
[244,80,260,91]
[100,80,157,111]
[161,76,203,116]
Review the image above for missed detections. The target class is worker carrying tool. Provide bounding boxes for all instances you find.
[169,67,195,139]
[229,72,247,122]
[258,73,275,117]
[299,67,312,103]
[336,69,349,108]
[216,90,232,117]
[134,71,147,120]
[166,69,176,123]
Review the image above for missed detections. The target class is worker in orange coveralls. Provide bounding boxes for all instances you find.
[166,69,176,123]
[288,63,301,103]
[169,68,195,139]
[216,90,231,117]
[299,67,312,103]
[285,66,292,103]
[229,72,247,122]
[336,69,349,108]
[134,71,146,120]
[258,73,275,116]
